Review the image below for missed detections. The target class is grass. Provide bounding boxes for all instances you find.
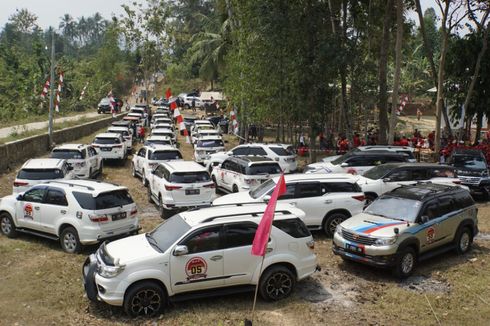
[1,108,95,129]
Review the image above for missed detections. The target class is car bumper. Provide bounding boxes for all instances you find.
[78,223,140,245]
[332,242,397,267]
[99,152,125,160]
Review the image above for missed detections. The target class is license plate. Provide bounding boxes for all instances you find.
[101,147,112,151]
[112,212,127,221]
[185,189,200,195]
[346,243,364,254]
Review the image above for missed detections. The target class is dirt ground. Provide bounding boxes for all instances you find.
[1,111,490,325]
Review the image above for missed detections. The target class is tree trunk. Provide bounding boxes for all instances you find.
[388,0,403,144]
[377,0,393,144]
[435,32,449,154]
[474,111,483,145]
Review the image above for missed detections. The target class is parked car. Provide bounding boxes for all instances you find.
[211,156,282,193]
[332,183,477,278]
[132,145,183,186]
[107,126,133,153]
[91,133,127,160]
[147,161,215,218]
[194,136,225,163]
[13,158,74,194]
[151,128,176,142]
[82,203,318,317]
[0,180,139,253]
[447,148,490,197]
[213,173,365,236]
[358,163,464,204]
[51,144,103,179]
[323,145,417,163]
[98,98,112,114]
[304,151,410,175]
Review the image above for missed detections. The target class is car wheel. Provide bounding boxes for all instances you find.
[124,281,166,318]
[184,104,190,110]
[98,161,103,176]
[323,213,348,237]
[131,163,137,177]
[259,265,296,301]
[158,196,171,219]
[142,170,148,187]
[455,227,472,255]
[0,212,17,238]
[393,247,416,279]
[147,186,153,204]
[232,184,239,193]
[88,168,92,179]
[60,227,81,254]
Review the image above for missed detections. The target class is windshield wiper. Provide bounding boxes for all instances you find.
[145,233,163,253]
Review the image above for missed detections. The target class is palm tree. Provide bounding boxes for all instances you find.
[59,14,75,41]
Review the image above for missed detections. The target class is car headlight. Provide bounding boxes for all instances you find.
[374,237,397,246]
[98,264,125,278]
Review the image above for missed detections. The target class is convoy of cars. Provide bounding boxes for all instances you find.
[0,101,484,318]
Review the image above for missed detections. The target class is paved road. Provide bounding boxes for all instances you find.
[0,111,102,139]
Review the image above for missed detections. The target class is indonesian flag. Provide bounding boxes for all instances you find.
[170,101,177,110]
[251,174,287,256]
[40,79,50,99]
[55,72,63,112]
[165,88,172,100]
[79,82,88,100]
[230,110,239,134]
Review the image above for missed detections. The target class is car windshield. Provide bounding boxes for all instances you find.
[197,140,224,148]
[72,189,134,210]
[363,164,396,180]
[247,163,282,175]
[149,214,191,253]
[150,151,182,160]
[94,137,120,144]
[270,147,291,156]
[331,152,354,165]
[365,196,422,222]
[170,172,211,183]
[145,140,172,146]
[452,155,487,170]
[51,149,85,160]
[249,179,275,199]
[17,168,64,180]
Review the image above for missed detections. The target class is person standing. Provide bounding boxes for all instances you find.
[191,98,196,112]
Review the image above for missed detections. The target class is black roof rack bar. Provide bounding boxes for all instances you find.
[201,210,291,223]
[44,180,95,191]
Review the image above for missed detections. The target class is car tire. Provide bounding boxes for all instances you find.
[124,281,166,318]
[0,212,17,238]
[184,104,190,110]
[323,213,348,237]
[142,170,148,187]
[158,196,172,219]
[147,187,153,204]
[131,163,137,178]
[232,184,239,193]
[393,247,416,279]
[259,265,296,301]
[98,161,103,176]
[455,227,473,255]
[60,226,82,254]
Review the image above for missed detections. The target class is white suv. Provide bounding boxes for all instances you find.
[13,158,74,194]
[323,145,417,163]
[132,145,183,186]
[147,161,215,218]
[214,173,365,236]
[194,136,225,163]
[82,203,318,317]
[0,180,139,253]
[51,144,103,179]
[211,156,282,193]
[92,133,127,160]
[107,126,133,153]
[205,143,297,173]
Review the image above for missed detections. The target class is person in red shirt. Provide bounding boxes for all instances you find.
[353,133,361,147]
[399,136,409,146]
[137,124,145,143]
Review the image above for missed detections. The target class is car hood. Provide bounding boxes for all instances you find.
[213,191,257,205]
[322,155,341,162]
[105,234,160,265]
[340,212,412,237]
[305,162,335,173]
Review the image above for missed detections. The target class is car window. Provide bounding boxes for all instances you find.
[249,147,268,156]
[455,192,475,209]
[430,168,455,178]
[411,169,428,180]
[381,155,407,163]
[17,169,64,180]
[268,183,296,199]
[421,200,440,221]
[295,183,322,198]
[345,157,369,167]
[88,147,96,156]
[325,182,360,192]
[182,226,222,254]
[437,197,454,216]
[23,188,46,203]
[223,223,257,249]
[44,189,68,206]
[94,137,120,145]
[170,172,210,183]
[247,163,281,175]
[232,147,249,155]
[51,149,85,160]
[388,169,411,182]
[269,147,290,156]
[138,148,146,157]
[72,189,133,210]
[150,151,182,161]
[273,218,311,238]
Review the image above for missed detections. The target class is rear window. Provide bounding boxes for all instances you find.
[247,163,282,175]
[94,137,120,144]
[325,182,361,192]
[18,168,64,180]
[396,150,415,160]
[273,218,311,238]
[270,147,290,156]
[197,140,224,148]
[170,172,210,183]
[108,130,129,137]
[150,151,182,160]
[146,140,172,146]
[51,149,85,160]
[73,189,134,210]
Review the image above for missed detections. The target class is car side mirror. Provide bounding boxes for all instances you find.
[340,162,349,167]
[421,215,429,224]
[173,245,188,256]
[16,194,24,201]
[382,178,391,182]
[263,195,271,203]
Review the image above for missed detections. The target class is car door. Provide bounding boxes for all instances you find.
[15,187,47,231]
[417,199,446,253]
[343,157,370,175]
[382,168,414,193]
[222,222,261,286]
[40,187,69,234]
[170,225,225,294]
[136,148,146,173]
[291,182,324,227]
[86,147,97,171]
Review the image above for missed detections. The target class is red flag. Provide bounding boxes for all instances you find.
[165,88,171,100]
[251,174,287,256]
[170,101,177,110]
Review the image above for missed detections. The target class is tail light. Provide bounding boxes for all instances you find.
[130,207,138,217]
[453,180,462,184]
[244,179,256,184]
[352,195,366,202]
[14,181,29,187]
[113,144,123,148]
[88,214,109,223]
[203,183,215,188]
[165,185,182,191]
[92,145,99,148]
[306,240,315,250]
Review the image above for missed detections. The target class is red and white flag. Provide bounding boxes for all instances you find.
[251,174,287,256]
[79,82,89,100]
[40,79,50,99]
[230,110,239,134]
[54,72,63,112]
[171,101,190,143]
[165,87,172,100]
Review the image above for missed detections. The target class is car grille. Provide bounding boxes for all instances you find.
[458,176,481,185]
[342,230,376,245]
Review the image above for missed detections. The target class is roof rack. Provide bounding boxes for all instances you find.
[44,180,95,191]
[201,210,292,224]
